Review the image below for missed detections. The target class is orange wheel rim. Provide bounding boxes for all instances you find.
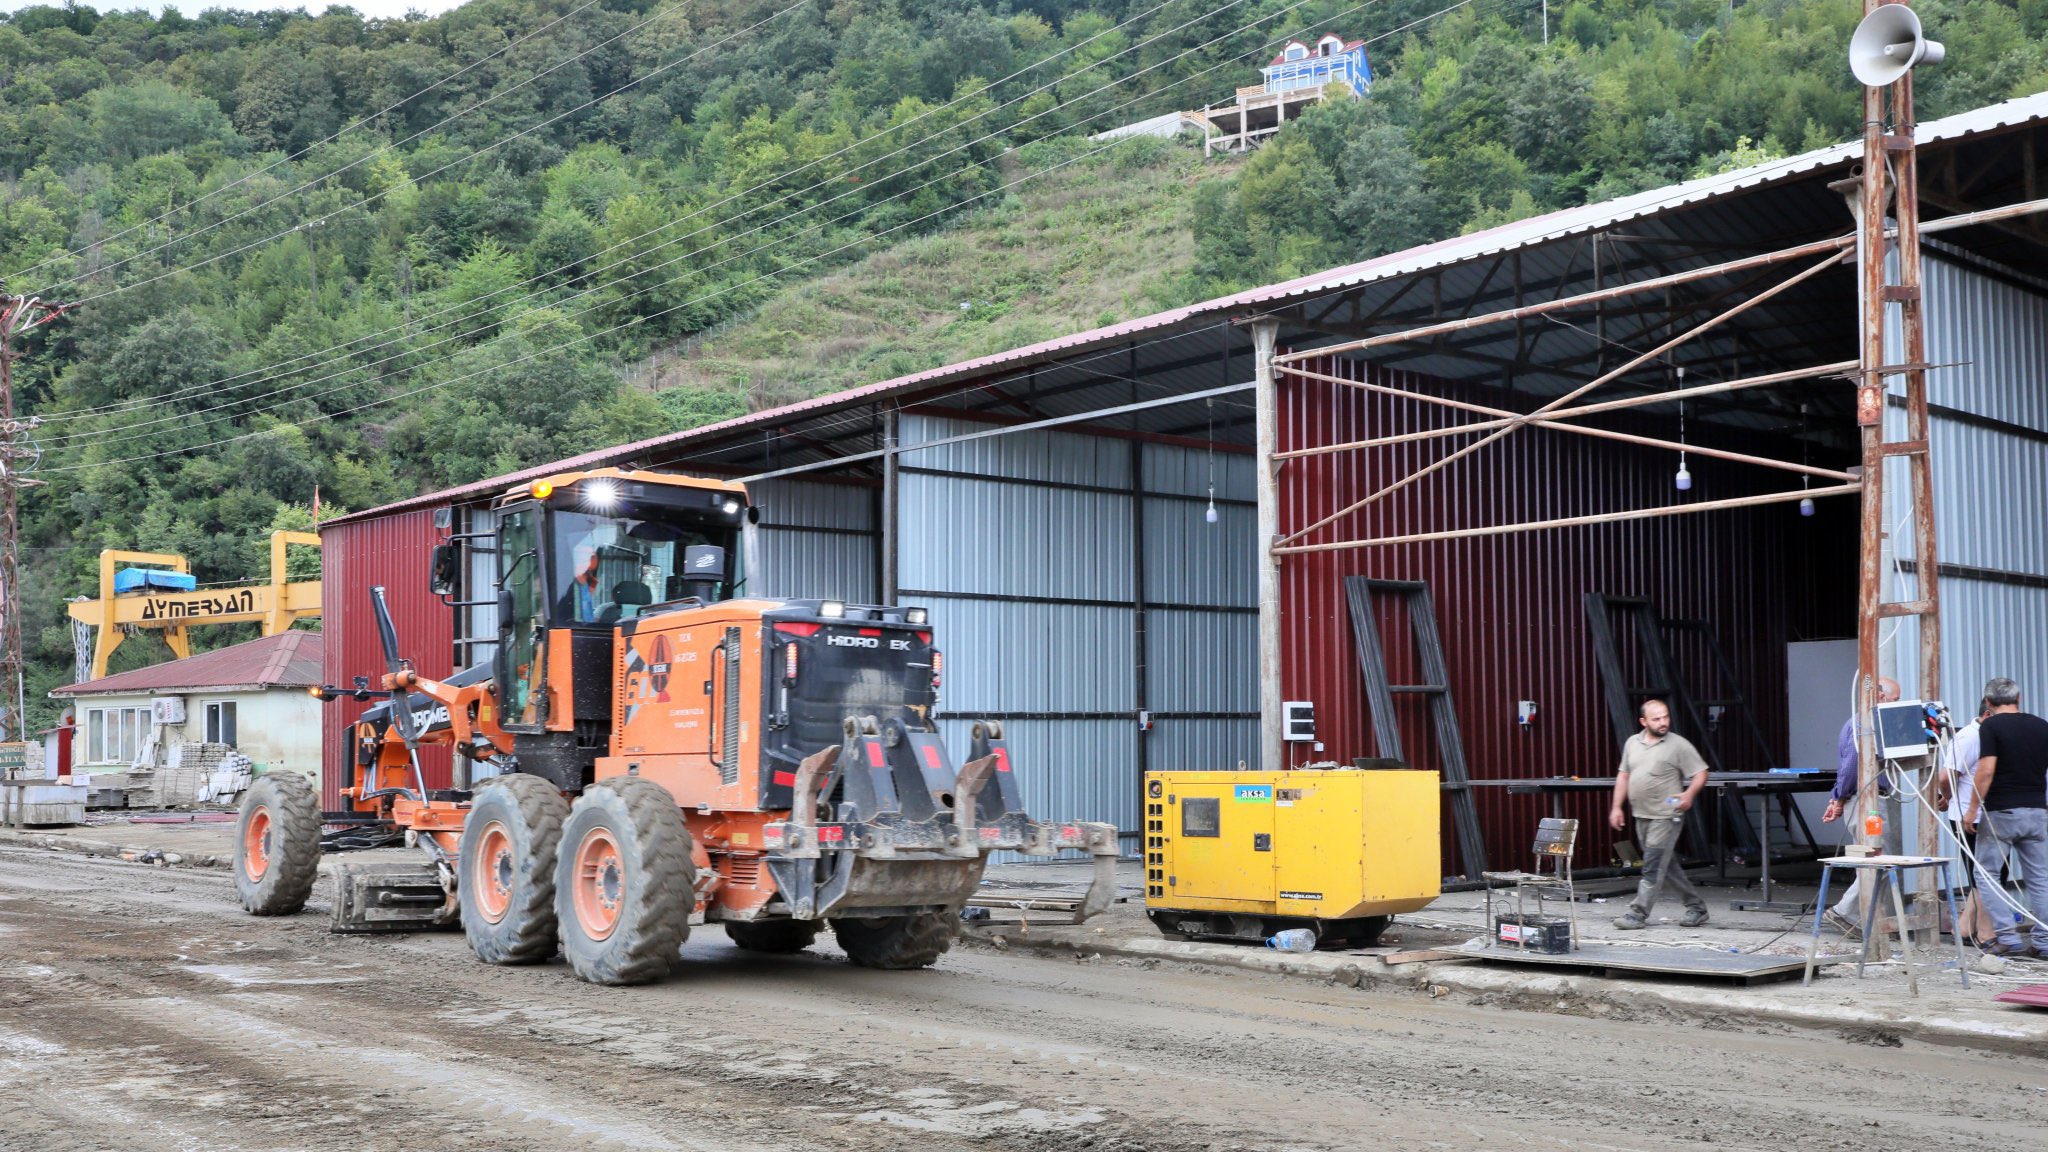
[572,827,624,941]
[243,807,272,882]
[475,820,515,924]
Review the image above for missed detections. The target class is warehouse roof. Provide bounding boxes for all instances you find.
[332,90,2048,526]
[52,632,324,697]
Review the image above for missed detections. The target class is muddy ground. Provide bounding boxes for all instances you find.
[2,843,2044,1152]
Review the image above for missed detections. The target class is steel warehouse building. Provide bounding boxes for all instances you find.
[320,93,2048,875]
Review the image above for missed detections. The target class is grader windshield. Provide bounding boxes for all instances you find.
[493,473,746,729]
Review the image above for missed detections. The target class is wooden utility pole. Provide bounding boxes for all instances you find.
[0,292,72,743]
[1851,0,1943,923]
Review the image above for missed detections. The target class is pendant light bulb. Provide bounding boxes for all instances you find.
[1672,381,1691,491]
[1203,398,1219,524]
[1799,497,1816,517]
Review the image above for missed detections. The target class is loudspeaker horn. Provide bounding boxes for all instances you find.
[1849,4,1946,87]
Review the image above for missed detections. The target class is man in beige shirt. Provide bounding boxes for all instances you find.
[1607,698,1711,929]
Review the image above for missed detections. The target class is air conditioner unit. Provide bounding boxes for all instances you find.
[151,697,186,725]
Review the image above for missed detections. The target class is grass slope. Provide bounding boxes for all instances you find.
[636,137,1230,414]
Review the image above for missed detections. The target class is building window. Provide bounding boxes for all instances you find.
[204,700,238,747]
[85,706,148,764]
[1283,43,1306,61]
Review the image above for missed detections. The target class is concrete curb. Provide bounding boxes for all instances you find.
[0,827,230,870]
[960,926,2048,1056]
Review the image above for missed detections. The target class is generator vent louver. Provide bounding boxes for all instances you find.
[719,627,742,786]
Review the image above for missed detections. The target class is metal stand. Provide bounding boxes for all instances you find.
[1802,855,1967,996]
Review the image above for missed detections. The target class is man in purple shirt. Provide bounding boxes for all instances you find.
[1820,677,1899,936]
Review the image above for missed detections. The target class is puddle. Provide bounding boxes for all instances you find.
[182,964,363,988]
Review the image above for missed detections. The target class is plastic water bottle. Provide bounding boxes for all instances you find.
[1265,928,1318,953]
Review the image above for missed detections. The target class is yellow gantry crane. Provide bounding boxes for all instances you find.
[66,532,321,680]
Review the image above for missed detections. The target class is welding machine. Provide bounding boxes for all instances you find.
[1141,767,1441,948]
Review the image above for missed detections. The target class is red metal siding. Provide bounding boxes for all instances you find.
[1277,357,1852,875]
[319,507,456,811]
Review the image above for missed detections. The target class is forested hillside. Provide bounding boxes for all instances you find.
[2,0,2043,722]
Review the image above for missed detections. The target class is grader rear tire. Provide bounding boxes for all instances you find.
[458,775,568,965]
[555,778,694,986]
[234,772,321,916]
[830,911,957,969]
[724,919,821,954]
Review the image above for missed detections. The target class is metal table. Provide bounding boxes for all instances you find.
[1802,854,1968,996]
[1475,773,1833,910]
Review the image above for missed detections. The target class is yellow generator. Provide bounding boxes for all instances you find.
[1141,767,1441,948]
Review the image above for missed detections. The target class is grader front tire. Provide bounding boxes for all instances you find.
[555,779,695,986]
[234,772,321,916]
[458,774,568,965]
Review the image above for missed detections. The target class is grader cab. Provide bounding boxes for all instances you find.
[232,468,1118,984]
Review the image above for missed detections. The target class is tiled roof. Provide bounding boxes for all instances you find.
[52,631,324,697]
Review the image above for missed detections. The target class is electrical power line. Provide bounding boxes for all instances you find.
[42,115,1251,476]
[54,0,807,307]
[2,0,615,286]
[45,0,1505,478]
[34,0,1197,427]
[37,0,1288,446]
[42,0,1372,458]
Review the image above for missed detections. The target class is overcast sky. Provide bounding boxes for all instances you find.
[0,1,473,18]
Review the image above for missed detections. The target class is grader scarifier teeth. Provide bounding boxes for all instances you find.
[760,715,1121,923]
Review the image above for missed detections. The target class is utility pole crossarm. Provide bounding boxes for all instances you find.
[0,290,75,744]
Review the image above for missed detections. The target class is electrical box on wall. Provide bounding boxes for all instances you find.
[1282,701,1316,743]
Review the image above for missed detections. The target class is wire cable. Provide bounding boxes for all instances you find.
[42,121,1249,477]
[50,0,800,305]
[2,0,615,285]
[32,0,1244,426]
[40,0,1376,451]
[44,0,1503,475]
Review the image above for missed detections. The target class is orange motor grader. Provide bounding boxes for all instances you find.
[231,468,1118,984]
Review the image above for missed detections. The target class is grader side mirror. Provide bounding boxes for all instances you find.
[429,543,459,597]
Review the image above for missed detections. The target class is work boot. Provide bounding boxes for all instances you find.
[1612,913,1648,930]
[1824,910,1862,941]
[1680,908,1710,928]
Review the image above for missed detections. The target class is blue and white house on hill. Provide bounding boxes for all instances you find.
[1262,34,1371,97]
[1199,34,1373,155]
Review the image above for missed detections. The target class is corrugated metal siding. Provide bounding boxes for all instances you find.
[935,717,1138,842]
[924,600,1136,713]
[1278,356,1834,875]
[460,505,499,669]
[1898,254,2048,704]
[897,414,1258,841]
[1146,611,1255,713]
[749,478,878,602]
[1924,255,2048,433]
[319,507,456,811]
[899,472,1133,600]
[1927,419,2048,576]
[901,414,1133,486]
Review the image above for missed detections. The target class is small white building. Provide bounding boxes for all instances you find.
[51,631,324,806]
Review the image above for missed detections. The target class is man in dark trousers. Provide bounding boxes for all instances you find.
[1965,677,2048,958]
[1608,698,1712,929]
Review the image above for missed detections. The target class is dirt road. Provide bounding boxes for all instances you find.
[2,844,2044,1152]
